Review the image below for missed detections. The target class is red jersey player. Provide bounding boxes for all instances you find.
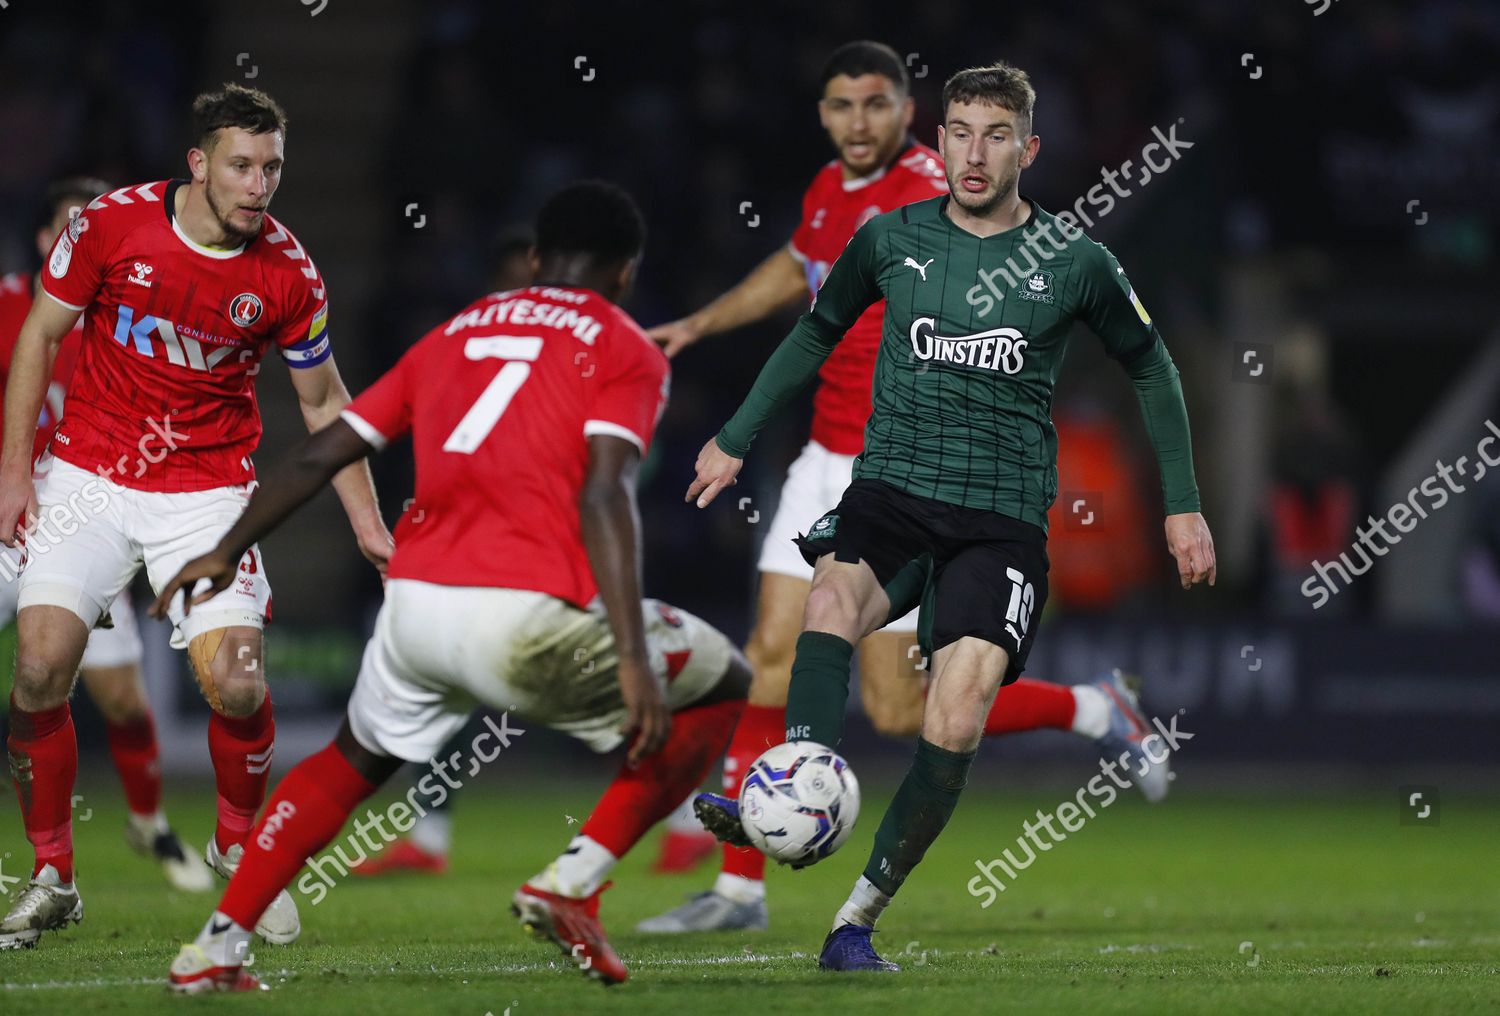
[0,85,391,950]
[155,182,748,992]
[0,177,213,895]
[641,42,1166,934]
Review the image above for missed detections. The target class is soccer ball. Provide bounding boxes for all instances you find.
[738,741,860,867]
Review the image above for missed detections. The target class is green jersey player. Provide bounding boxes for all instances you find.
[686,62,1216,972]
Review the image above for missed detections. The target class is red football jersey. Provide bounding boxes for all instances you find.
[0,273,81,462]
[39,180,331,492]
[789,143,947,454]
[342,285,670,605]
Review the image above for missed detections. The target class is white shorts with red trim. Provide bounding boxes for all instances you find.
[346,579,734,762]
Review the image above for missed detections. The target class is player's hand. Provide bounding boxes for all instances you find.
[356,520,395,577]
[1164,512,1216,589]
[685,437,741,508]
[0,471,38,548]
[149,549,236,620]
[618,657,671,765]
[647,317,703,359]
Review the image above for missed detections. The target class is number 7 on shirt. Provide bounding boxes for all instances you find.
[442,335,543,454]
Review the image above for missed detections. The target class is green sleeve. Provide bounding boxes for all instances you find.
[716,220,884,457]
[1077,244,1201,515]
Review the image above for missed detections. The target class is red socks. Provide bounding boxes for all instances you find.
[984,678,1076,735]
[7,696,78,881]
[218,741,377,931]
[208,694,275,853]
[719,703,784,881]
[105,712,162,819]
[580,697,743,857]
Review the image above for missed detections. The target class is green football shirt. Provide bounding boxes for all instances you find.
[717,196,1200,531]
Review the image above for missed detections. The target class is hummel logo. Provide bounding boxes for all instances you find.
[129,262,154,288]
[903,256,934,281]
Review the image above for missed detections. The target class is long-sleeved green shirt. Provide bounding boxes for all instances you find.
[717,196,1199,531]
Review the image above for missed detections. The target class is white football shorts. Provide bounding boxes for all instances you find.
[346,578,735,762]
[757,440,919,632]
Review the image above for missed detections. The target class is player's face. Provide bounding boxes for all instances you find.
[938,100,1038,215]
[196,128,284,242]
[819,74,914,178]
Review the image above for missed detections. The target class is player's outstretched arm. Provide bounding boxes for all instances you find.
[149,419,375,619]
[649,246,808,358]
[288,357,396,574]
[579,434,669,764]
[0,295,79,546]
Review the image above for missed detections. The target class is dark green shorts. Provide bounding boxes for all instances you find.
[795,478,1048,683]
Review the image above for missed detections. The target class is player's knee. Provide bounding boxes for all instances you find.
[801,580,860,638]
[10,655,75,711]
[85,670,148,724]
[745,620,795,697]
[190,630,265,717]
[867,701,922,739]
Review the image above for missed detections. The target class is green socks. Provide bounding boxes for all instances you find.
[863,737,977,896]
[784,631,855,746]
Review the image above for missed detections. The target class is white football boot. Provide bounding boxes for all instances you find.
[205,839,301,945]
[0,864,83,950]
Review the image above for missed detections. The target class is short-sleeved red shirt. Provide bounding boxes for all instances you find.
[343,285,669,605]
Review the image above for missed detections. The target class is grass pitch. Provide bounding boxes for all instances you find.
[0,778,1494,1015]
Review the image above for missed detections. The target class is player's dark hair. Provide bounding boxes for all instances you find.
[36,175,112,234]
[821,40,910,94]
[490,226,535,265]
[192,83,289,150]
[534,181,645,267]
[941,62,1037,135]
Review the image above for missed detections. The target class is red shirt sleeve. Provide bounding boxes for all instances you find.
[582,314,669,454]
[39,207,111,311]
[341,344,417,450]
[273,249,331,369]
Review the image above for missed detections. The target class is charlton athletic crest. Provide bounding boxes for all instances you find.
[229,292,264,327]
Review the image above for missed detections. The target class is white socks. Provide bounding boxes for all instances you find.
[128,810,169,840]
[409,811,452,856]
[665,796,701,833]
[536,835,617,898]
[713,872,766,904]
[832,875,891,931]
[196,911,254,966]
[1070,684,1112,739]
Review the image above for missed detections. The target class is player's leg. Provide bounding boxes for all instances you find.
[855,627,926,738]
[351,714,487,877]
[515,598,746,983]
[79,595,214,890]
[171,584,461,992]
[983,670,1170,800]
[136,483,295,942]
[868,554,1169,796]
[1,458,137,950]
[822,537,1047,972]
[638,572,800,931]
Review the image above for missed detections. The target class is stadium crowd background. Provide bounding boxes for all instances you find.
[1,0,1495,781]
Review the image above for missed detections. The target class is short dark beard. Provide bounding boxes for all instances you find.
[945,164,1019,218]
[205,181,261,245]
